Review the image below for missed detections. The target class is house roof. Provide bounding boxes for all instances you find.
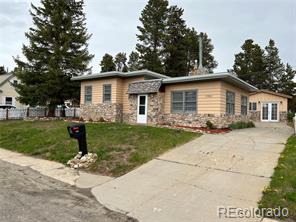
[71,70,170,81]
[72,69,257,93]
[127,79,162,94]
[162,72,258,92]
[250,89,292,99]
[0,73,14,88]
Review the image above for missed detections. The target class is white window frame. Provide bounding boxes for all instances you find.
[5,97,13,105]
[226,91,235,115]
[103,84,112,103]
[171,90,197,114]
[84,86,92,104]
[241,96,248,115]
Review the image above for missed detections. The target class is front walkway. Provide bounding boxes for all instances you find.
[92,123,293,222]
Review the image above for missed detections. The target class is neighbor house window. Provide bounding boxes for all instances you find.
[171,90,197,113]
[5,97,12,105]
[241,96,248,115]
[249,102,257,111]
[103,84,112,103]
[84,86,92,104]
[226,91,235,115]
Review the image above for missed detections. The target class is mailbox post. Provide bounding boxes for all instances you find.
[67,123,88,156]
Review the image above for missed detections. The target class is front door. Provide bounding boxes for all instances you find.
[137,95,148,124]
[261,102,279,122]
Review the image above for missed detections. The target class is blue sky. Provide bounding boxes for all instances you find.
[0,0,295,73]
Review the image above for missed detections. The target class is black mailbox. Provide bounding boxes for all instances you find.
[67,123,88,156]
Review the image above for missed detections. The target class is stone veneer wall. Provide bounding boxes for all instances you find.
[159,113,251,128]
[280,112,287,122]
[250,111,260,122]
[123,92,252,128]
[123,93,164,124]
[250,111,288,122]
[80,103,123,122]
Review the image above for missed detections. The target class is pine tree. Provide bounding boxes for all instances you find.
[163,6,188,77]
[264,39,285,91]
[136,0,169,73]
[100,53,116,72]
[114,52,128,72]
[185,28,217,73]
[14,0,93,115]
[233,39,267,89]
[278,63,296,95]
[128,51,141,71]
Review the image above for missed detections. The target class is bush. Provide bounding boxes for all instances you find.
[206,120,215,129]
[287,112,295,123]
[228,121,255,130]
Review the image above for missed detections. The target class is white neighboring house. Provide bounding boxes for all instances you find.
[0,73,27,108]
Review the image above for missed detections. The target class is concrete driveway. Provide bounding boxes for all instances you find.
[92,123,293,222]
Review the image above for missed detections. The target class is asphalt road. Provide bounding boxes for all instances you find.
[0,160,136,222]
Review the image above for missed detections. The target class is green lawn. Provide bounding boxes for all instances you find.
[259,136,296,220]
[0,120,199,176]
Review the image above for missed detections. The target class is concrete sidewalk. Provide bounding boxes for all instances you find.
[92,123,293,222]
[0,148,113,188]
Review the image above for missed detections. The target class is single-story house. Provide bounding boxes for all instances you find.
[249,90,292,122]
[0,73,26,108]
[72,70,259,128]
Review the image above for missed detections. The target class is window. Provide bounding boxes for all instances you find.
[103,84,112,103]
[84,86,92,104]
[13,80,17,85]
[5,97,12,105]
[226,91,235,115]
[241,96,248,115]
[249,102,257,111]
[172,90,197,113]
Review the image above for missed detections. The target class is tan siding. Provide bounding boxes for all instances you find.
[220,82,249,115]
[249,92,288,112]
[80,78,122,105]
[164,81,223,114]
[80,76,144,111]
[122,76,145,113]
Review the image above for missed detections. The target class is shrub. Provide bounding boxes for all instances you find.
[228,121,255,130]
[206,120,215,129]
[287,112,295,123]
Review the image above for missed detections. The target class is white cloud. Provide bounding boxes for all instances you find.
[0,0,295,73]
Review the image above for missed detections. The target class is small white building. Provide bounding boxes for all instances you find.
[0,73,26,108]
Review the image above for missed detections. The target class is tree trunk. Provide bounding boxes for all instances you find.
[47,104,56,117]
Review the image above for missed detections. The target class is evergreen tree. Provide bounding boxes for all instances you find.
[278,63,296,95]
[128,51,141,71]
[264,39,285,91]
[163,6,188,77]
[14,0,93,115]
[100,53,116,72]
[136,0,169,73]
[114,52,128,72]
[233,39,267,89]
[185,28,217,73]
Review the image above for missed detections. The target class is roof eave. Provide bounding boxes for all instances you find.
[162,74,257,92]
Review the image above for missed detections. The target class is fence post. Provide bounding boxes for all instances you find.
[293,113,296,134]
[74,108,76,118]
[44,108,47,117]
[6,108,9,120]
[26,107,29,117]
